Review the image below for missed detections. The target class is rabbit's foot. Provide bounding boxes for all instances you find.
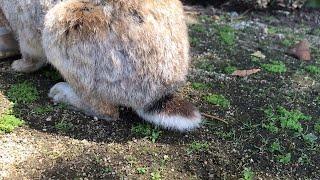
[11,58,45,73]
[49,82,118,120]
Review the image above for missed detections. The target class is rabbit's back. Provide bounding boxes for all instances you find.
[43,0,190,109]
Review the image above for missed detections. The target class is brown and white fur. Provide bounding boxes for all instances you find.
[0,10,19,59]
[0,0,202,131]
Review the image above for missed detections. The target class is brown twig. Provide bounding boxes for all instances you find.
[201,113,228,124]
[234,8,254,20]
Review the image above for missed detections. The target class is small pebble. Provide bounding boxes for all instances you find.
[45,116,52,122]
[229,12,239,18]
[275,33,285,40]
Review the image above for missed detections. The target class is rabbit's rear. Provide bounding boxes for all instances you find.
[1,0,202,131]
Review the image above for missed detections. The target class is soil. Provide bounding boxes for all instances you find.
[0,5,319,180]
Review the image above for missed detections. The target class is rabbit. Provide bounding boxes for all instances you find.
[0,0,202,131]
[0,10,19,59]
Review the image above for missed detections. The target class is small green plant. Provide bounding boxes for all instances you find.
[267,26,278,35]
[242,167,254,180]
[136,167,147,175]
[262,122,279,133]
[199,15,215,23]
[251,51,266,62]
[262,61,287,73]
[34,105,54,115]
[190,23,206,34]
[263,108,279,133]
[298,153,311,164]
[126,155,137,167]
[312,28,320,36]
[55,120,74,133]
[195,58,215,71]
[187,141,209,154]
[305,65,320,75]
[7,81,39,104]
[0,114,24,133]
[314,122,320,133]
[316,96,320,105]
[278,107,311,132]
[151,171,162,180]
[269,140,282,153]
[277,153,291,164]
[205,94,230,108]
[220,129,236,140]
[303,133,318,145]
[192,82,210,90]
[263,107,311,133]
[224,66,237,74]
[102,166,113,174]
[131,123,161,143]
[43,69,63,81]
[189,36,200,47]
[56,102,68,109]
[281,39,294,47]
[217,25,236,46]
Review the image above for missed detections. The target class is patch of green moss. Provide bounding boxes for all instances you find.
[268,26,289,35]
[242,167,254,180]
[189,36,201,47]
[314,122,320,133]
[190,23,206,34]
[55,120,74,133]
[187,141,209,154]
[262,61,287,73]
[311,27,320,35]
[0,114,24,133]
[269,140,282,153]
[217,25,236,46]
[263,107,311,133]
[281,39,295,47]
[277,153,292,164]
[43,69,63,81]
[224,66,237,74]
[205,94,230,108]
[7,81,39,104]
[131,123,161,143]
[34,105,54,115]
[305,65,320,75]
[192,82,211,90]
[195,58,215,71]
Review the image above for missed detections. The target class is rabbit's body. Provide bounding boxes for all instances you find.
[0,9,19,59]
[0,0,202,131]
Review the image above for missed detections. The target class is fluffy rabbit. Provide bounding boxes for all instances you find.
[0,0,202,131]
[0,10,19,59]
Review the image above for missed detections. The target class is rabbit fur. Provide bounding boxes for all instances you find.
[0,0,202,131]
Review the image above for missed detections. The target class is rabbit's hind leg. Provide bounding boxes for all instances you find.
[11,53,46,73]
[49,82,119,120]
[11,34,47,73]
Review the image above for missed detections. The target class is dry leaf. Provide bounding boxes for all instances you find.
[231,69,261,77]
[251,51,266,59]
[289,39,311,61]
[212,15,220,21]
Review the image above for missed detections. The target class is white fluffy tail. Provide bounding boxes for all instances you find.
[136,95,202,132]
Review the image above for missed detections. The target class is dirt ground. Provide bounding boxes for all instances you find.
[0,5,319,180]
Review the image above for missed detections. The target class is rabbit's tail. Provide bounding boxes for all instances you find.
[136,95,202,132]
